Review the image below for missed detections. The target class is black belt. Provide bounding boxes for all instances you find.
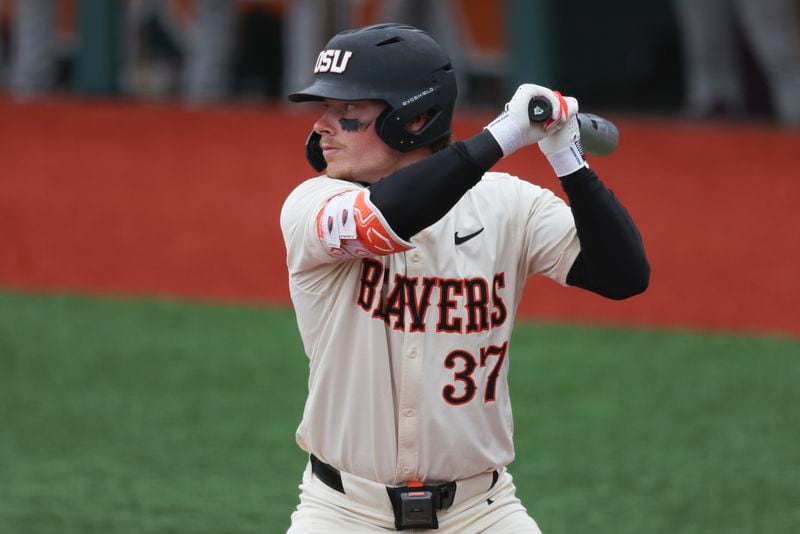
[310,454,499,530]
[309,454,345,493]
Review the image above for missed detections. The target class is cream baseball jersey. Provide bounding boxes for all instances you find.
[280,172,580,486]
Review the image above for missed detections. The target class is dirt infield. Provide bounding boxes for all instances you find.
[1,99,798,337]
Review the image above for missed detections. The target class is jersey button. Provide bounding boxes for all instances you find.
[410,252,421,263]
[404,409,415,417]
[408,348,417,358]
[402,467,411,474]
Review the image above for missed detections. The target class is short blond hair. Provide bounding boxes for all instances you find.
[428,134,455,154]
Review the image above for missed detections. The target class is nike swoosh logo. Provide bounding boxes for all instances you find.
[454,227,484,245]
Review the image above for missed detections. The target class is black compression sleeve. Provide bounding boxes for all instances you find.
[562,166,650,299]
[368,131,502,240]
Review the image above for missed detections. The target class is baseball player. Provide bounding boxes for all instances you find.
[280,24,649,533]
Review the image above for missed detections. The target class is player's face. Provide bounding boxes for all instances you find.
[312,99,413,183]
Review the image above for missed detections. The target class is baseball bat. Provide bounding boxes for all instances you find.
[528,98,619,156]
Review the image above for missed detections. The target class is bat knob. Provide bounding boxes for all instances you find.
[528,98,552,123]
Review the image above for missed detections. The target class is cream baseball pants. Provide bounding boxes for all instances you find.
[287,462,542,533]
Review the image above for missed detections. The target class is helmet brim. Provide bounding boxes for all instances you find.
[287,90,324,103]
[288,78,386,103]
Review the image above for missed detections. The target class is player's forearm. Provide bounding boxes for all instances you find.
[562,166,650,299]
[369,83,574,242]
[368,131,503,241]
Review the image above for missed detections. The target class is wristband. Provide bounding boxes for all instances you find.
[485,112,524,157]
[545,143,589,177]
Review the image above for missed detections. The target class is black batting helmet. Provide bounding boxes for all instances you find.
[289,23,457,170]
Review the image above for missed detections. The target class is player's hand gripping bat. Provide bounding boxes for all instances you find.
[529,98,619,156]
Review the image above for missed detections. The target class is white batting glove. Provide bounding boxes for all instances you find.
[485,84,573,157]
[538,100,588,177]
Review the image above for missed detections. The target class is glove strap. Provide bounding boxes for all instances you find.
[545,142,588,177]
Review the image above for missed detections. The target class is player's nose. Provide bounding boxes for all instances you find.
[313,110,336,136]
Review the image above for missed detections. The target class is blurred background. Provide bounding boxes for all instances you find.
[0,0,798,122]
[1,1,800,533]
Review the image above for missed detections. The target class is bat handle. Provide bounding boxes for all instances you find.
[528,98,552,123]
[527,96,620,156]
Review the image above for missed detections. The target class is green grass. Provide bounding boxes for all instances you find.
[1,291,798,533]
[509,325,800,533]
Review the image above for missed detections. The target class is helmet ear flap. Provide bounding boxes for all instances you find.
[376,100,447,152]
[305,131,327,172]
[374,106,396,149]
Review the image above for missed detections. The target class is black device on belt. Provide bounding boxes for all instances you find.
[385,480,455,530]
[310,454,495,531]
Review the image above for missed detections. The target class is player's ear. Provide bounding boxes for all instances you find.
[405,114,427,133]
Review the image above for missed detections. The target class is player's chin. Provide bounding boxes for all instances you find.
[324,162,352,181]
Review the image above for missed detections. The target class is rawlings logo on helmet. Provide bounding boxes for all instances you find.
[314,49,353,74]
